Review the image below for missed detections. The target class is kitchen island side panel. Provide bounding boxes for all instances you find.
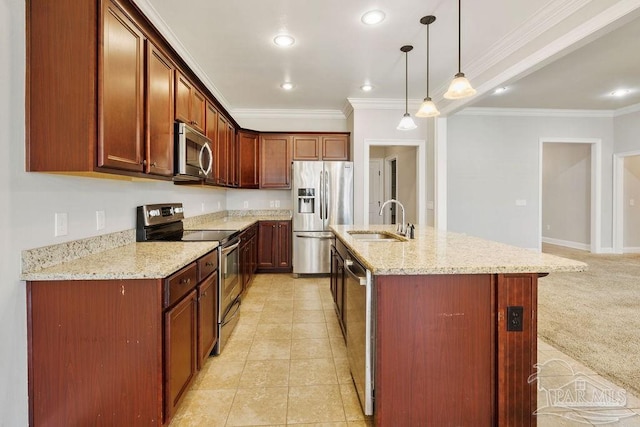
[27,279,164,426]
[374,274,495,426]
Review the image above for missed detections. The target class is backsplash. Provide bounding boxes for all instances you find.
[22,209,292,274]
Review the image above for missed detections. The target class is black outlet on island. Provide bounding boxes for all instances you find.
[507,306,524,331]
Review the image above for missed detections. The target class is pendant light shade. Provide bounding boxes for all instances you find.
[416,15,440,118]
[444,0,476,100]
[397,45,417,131]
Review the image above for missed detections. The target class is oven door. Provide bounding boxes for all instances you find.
[220,238,241,311]
[174,122,213,181]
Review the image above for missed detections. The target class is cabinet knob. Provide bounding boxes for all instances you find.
[150,162,157,168]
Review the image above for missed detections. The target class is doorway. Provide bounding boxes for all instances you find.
[538,137,602,253]
[613,151,640,253]
[368,159,384,224]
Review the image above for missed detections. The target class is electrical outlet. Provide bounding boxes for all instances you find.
[507,306,524,331]
[243,201,249,209]
[546,225,551,231]
[269,200,275,208]
[630,199,635,207]
[515,199,527,207]
[275,200,280,208]
[217,201,221,209]
[201,202,205,212]
[54,212,68,236]
[96,211,106,230]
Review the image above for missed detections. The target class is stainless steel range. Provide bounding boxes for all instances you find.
[136,203,241,355]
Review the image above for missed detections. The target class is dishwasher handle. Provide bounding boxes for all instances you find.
[344,259,367,286]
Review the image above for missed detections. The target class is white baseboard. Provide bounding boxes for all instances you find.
[542,237,590,251]
[623,247,640,254]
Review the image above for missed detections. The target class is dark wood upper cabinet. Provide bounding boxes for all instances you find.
[292,136,320,160]
[291,134,350,161]
[238,131,260,188]
[145,42,175,176]
[260,135,292,189]
[175,71,206,134]
[228,123,238,187]
[99,0,145,172]
[205,102,219,182]
[216,114,229,185]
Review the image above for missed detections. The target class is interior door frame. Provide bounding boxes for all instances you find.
[383,156,398,224]
[538,137,602,253]
[362,139,426,226]
[613,150,640,253]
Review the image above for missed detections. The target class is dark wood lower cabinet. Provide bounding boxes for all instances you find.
[164,289,198,421]
[372,273,537,427]
[257,220,292,272]
[26,250,220,426]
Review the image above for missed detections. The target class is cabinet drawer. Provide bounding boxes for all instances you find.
[197,250,219,281]
[165,263,197,308]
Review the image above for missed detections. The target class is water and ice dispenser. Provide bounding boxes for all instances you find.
[297,188,316,214]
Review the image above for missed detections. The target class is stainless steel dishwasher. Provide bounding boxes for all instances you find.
[344,251,374,415]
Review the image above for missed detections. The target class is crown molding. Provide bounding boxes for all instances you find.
[347,98,423,111]
[230,109,346,120]
[614,102,640,117]
[459,107,614,118]
[131,0,232,111]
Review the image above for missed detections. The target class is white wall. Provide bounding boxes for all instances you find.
[351,108,430,225]
[447,112,613,249]
[542,143,591,246]
[614,110,640,153]
[624,156,640,249]
[226,189,292,210]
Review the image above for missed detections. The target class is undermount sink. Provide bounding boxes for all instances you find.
[348,231,407,242]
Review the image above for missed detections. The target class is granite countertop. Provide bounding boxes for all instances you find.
[331,225,587,275]
[21,241,219,281]
[21,211,293,282]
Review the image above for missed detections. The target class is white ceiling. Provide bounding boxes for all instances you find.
[137,0,640,115]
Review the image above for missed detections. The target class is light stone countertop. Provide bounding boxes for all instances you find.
[21,212,292,282]
[331,225,587,275]
[21,241,219,281]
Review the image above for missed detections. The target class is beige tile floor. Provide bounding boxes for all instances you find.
[170,273,640,427]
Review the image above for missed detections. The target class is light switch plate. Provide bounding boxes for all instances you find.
[55,212,68,236]
[96,211,105,230]
[515,199,527,207]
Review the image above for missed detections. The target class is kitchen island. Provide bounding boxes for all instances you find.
[330,224,586,427]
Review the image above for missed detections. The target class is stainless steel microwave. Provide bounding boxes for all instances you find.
[174,122,213,182]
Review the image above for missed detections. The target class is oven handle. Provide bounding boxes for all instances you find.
[199,142,213,176]
[221,298,241,326]
[221,239,241,255]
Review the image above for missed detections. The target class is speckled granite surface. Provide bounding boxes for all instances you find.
[21,210,291,281]
[21,241,219,281]
[331,225,587,275]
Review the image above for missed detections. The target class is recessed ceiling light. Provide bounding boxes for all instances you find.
[361,10,386,25]
[273,34,295,47]
[281,82,294,90]
[611,89,630,97]
[360,84,374,92]
[493,87,508,94]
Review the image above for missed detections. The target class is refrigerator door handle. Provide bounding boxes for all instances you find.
[324,170,329,224]
[319,171,324,220]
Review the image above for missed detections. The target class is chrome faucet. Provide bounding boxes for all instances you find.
[379,199,406,236]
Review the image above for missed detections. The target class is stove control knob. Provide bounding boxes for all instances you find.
[148,209,161,218]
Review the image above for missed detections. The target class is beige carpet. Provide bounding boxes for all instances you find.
[538,244,640,396]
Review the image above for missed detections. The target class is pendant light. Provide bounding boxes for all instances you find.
[444,0,476,99]
[397,45,417,131]
[416,15,440,117]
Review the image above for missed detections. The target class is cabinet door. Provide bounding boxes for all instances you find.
[260,135,291,189]
[257,221,276,269]
[190,88,206,134]
[216,115,229,185]
[174,71,191,125]
[292,136,320,161]
[145,42,174,176]
[197,274,217,370]
[227,124,238,187]
[99,0,144,172]
[276,221,292,269]
[164,289,198,420]
[205,102,218,182]
[322,135,349,161]
[238,131,259,188]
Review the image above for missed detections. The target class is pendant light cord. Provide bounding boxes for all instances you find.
[457,0,461,74]
[426,24,430,96]
[405,50,409,114]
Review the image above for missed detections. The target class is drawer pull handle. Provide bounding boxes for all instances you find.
[179,278,191,285]
[205,262,215,267]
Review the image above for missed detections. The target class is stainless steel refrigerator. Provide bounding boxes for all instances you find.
[292,161,354,275]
